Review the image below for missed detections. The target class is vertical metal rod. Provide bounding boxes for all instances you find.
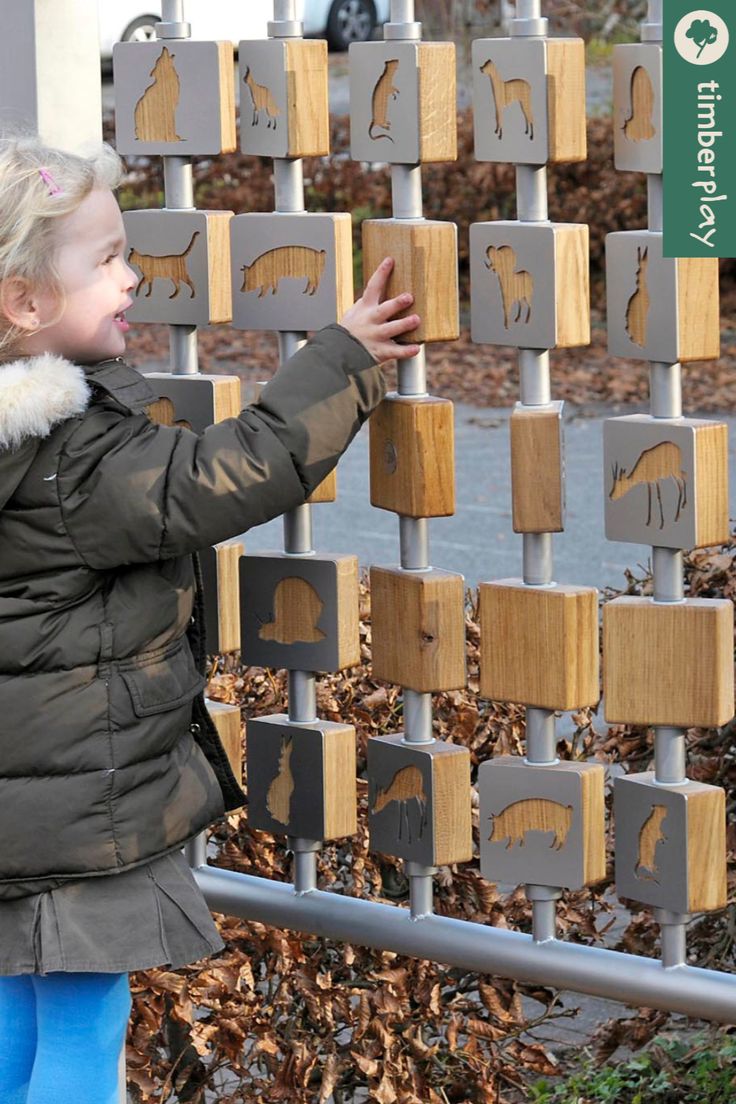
[403,689,433,744]
[650,363,682,418]
[523,533,553,585]
[162,0,186,22]
[525,709,557,765]
[657,911,688,967]
[407,862,436,918]
[516,0,542,20]
[274,0,298,20]
[399,516,430,570]
[526,884,561,942]
[163,159,194,207]
[390,0,415,23]
[654,730,687,785]
[652,548,684,602]
[516,166,549,222]
[647,175,664,233]
[184,832,207,869]
[288,672,318,723]
[391,166,423,218]
[290,839,319,893]
[274,160,305,212]
[397,349,427,395]
[519,349,551,406]
[283,506,313,555]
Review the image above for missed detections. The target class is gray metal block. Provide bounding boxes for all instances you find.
[604,415,712,549]
[613,43,662,174]
[471,38,549,165]
[230,213,347,332]
[123,210,223,326]
[479,757,602,890]
[606,231,678,362]
[247,714,355,839]
[141,374,220,432]
[470,221,557,348]
[238,40,289,157]
[614,773,699,912]
[239,553,348,673]
[114,40,231,155]
[349,41,421,163]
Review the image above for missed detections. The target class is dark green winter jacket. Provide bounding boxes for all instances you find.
[0,324,382,900]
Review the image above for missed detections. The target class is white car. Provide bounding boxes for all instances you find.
[99,1,390,58]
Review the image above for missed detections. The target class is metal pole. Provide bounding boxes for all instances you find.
[194,866,736,1022]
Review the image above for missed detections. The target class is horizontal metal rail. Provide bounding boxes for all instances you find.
[195,865,736,1023]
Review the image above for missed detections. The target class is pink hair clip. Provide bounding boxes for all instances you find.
[38,167,63,197]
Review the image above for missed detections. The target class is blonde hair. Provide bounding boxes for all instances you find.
[0,134,123,359]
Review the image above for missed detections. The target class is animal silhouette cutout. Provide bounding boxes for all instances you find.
[243,65,281,129]
[623,66,656,142]
[134,46,183,143]
[259,578,326,644]
[145,397,192,429]
[266,736,294,825]
[479,58,534,140]
[488,798,573,851]
[129,230,200,300]
[635,804,668,882]
[373,765,428,843]
[609,441,687,528]
[485,245,534,328]
[369,58,400,142]
[625,246,650,347]
[241,246,327,298]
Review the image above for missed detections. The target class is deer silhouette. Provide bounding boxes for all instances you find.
[485,244,533,328]
[625,246,650,347]
[609,440,687,529]
[479,58,534,140]
[243,65,281,128]
[373,765,427,844]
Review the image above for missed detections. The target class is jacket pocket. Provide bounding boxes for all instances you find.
[120,638,205,717]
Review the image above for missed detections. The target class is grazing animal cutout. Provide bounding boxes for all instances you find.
[240,246,327,298]
[635,804,668,882]
[623,65,656,142]
[373,765,428,843]
[266,736,294,825]
[609,441,687,529]
[242,65,281,129]
[259,578,326,644]
[479,58,534,140]
[625,246,650,347]
[369,58,400,142]
[129,230,200,300]
[145,397,192,430]
[485,244,534,328]
[488,798,573,851]
[134,46,183,143]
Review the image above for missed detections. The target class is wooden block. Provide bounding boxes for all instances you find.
[143,373,242,431]
[198,541,243,655]
[603,597,734,727]
[479,757,606,890]
[472,37,586,165]
[247,714,356,840]
[307,469,337,505]
[123,210,233,326]
[613,43,662,173]
[362,219,459,344]
[239,39,329,158]
[615,772,726,913]
[470,221,589,349]
[510,401,565,533]
[113,40,236,155]
[606,231,719,362]
[480,579,599,710]
[231,212,353,332]
[206,699,243,787]
[239,552,359,673]
[368,733,472,866]
[369,394,455,517]
[604,415,729,549]
[349,40,456,164]
[370,566,466,692]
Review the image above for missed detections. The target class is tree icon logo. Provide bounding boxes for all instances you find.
[674,9,729,64]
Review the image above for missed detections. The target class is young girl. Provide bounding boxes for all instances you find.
[0,135,420,1104]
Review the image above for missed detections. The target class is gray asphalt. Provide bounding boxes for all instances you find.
[239,401,736,594]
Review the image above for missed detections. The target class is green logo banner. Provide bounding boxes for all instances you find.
[664,2,735,257]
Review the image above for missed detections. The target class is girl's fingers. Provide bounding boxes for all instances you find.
[375,291,414,321]
[362,257,395,305]
[375,340,421,362]
[380,313,420,338]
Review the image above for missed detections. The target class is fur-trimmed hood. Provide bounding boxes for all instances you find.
[0,353,91,452]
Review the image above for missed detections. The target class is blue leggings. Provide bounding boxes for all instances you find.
[0,973,131,1104]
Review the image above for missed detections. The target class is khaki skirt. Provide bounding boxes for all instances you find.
[0,850,224,976]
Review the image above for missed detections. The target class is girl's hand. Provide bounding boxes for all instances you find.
[340,257,421,363]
